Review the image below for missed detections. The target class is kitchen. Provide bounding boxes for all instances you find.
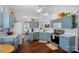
[0,5,78,53]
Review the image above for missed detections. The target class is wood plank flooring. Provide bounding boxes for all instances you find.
[16,39,66,53]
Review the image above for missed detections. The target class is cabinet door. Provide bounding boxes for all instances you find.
[51,19,62,28]
[33,22,39,28]
[9,14,14,28]
[0,12,2,29]
[13,37,20,49]
[28,32,34,41]
[2,12,10,28]
[29,21,39,28]
[59,36,70,52]
[70,37,75,51]
[39,32,51,42]
[29,21,33,28]
[50,19,58,28]
[33,32,39,39]
[62,16,72,28]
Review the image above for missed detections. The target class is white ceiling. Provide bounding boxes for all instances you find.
[0,5,79,21]
[10,5,53,21]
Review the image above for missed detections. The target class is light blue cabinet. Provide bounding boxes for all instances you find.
[1,36,19,49]
[51,18,62,28]
[29,32,51,42]
[0,12,14,29]
[9,14,14,28]
[2,12,10,28]
[13,36,20,49]
[51,16,74,28]
[1,38,14,44]
[33,32,39,39]
[39,32,51,42]
[28,32,34,41]
[59,35,75,52]
[28,32,39,41]
[0,12,2,29]
[29,21,39,28]
[62,16,72,28]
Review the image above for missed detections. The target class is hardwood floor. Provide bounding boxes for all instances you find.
[16,39,66,53]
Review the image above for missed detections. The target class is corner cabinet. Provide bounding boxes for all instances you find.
[59,34,75,52]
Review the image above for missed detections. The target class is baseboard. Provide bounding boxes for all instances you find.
[72,51,79,53]
[38,40,48,43]
[33,39,39,41]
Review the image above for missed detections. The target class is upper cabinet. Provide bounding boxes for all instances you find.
[0,12,14,29]
[51,16,76,29]
[29,21,39,28]
[0,6,15,30]
[62,16,73,28]
[9,14,14,28]
[0,12,2,29]
[51,18,62,28]
[2,12,10,28]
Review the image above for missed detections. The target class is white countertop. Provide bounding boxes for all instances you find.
[29,29,54,33]
[60,34,75,37]
[0,33,18,38]
[29,31,54,33]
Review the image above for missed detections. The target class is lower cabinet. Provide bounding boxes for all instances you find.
[59,34,75,52]
[1,36,20,49]
[29,32,51,42]
[39,32,51,42]
[28,32,34,41]
[28,32,39,41]
[1,38,14,44]
[33,32,39,40]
